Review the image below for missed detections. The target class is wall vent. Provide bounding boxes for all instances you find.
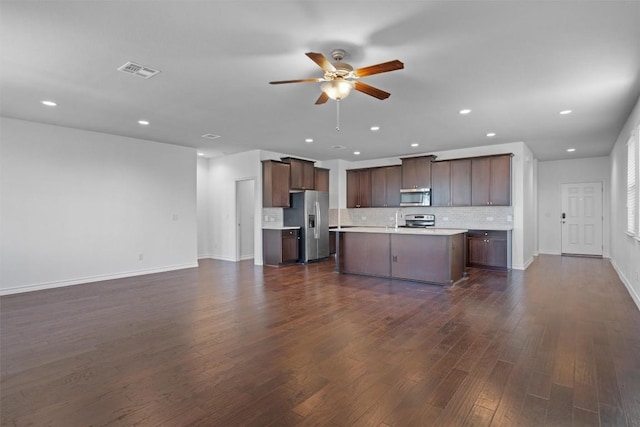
[117,62,161,79]
[201,134,221,140]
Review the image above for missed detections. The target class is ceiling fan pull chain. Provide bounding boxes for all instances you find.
[336,99,340,131]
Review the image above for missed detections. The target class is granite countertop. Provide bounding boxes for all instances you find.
[262,226,301,230]
[331,227,467,236]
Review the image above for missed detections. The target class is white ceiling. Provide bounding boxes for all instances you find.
[1,1,639,161]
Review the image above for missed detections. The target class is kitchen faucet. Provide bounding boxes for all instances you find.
[395,209,403,230]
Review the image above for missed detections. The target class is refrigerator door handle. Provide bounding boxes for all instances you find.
[315,201,321,239]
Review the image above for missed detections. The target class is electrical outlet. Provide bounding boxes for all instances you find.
[486,216,494,221]
[507,215,513,222]
[442,217,449,221]
[171,214,179,221]
[361,216,366,220]
[138,253,144,261]
[264,215,269,221]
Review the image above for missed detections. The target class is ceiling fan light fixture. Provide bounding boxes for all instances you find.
[321,79,354,100]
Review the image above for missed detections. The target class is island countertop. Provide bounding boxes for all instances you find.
[331,227,467,236]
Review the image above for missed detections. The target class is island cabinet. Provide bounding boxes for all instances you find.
[346,169,372,208]
[337,229,466,285]
[340,233,390,277]
[401,155,434,189]
[281,157,315,190]
[263,229,300,266]
[371,165,402,207]
[471,154,511,206]
[466,230,511,270]
[391,234,464,284]
[431,159,472,207]
[314,167,330,192]
[262,160,290,208]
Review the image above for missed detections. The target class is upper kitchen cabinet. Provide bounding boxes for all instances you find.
[471,154,512,206]
[281,157,315,190]
[371,165,402,207]
[314,167,330,192]
[401,156,434,189]
[262,160,290,208]
[346,169,372,208]
[431,159,472,207]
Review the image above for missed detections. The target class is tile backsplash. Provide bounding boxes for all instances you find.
[262,208,283,228]
[331,206,514,229]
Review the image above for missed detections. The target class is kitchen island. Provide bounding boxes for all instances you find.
[332,227,467,285]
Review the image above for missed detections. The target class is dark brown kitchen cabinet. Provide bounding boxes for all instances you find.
[391,233,464,285]
[471,155,511,206]
[263,229,299,266]
[371,165,402,207]
[262,160,290,208]
[401,156,434,189]
[346,169,372,208]
[340,232,390,277]
[314,167,329,192]
[281,157,315,190]
[466,230,510,270]
[431,159,471,206]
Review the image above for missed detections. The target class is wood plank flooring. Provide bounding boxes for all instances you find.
[1,255,639,426]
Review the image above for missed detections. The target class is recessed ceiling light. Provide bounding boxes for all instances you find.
[138,120,150,125]
[486,132,496,137]
[197,152,204,156]
[201,134,221,140]
[411,143,419,147]
[354,151,361,155]
[567,148,576,152]
[305,138,314,143]
[459,109,471,115]
[41,100,57,107]
[559,110,572,115]
[370,126,380,131]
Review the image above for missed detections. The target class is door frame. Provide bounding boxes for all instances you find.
[235,178,256,262]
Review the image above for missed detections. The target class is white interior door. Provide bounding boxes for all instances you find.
[561,182,603,256]
[236,179,255,261]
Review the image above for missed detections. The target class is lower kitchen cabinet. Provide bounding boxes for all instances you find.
[340,232,390,277]
[263,229,300,266]
[337,231,465,285]
[466,230,511,270]
[391,234,464,285]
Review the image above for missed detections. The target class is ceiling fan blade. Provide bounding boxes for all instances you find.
[306,52,336,72]
[269,78,323,85]
[315,92,329,105]
[354,60,404,77]
[354,81,391,100]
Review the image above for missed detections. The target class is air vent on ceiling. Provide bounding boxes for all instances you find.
[117,62,161,79]
[201,134,221,140]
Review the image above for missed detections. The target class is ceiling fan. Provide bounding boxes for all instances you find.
[269,49,404,104]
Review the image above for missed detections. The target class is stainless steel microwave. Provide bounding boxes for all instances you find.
[400,188,431,206]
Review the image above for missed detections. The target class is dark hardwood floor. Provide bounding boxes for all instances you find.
[1,255,639,426]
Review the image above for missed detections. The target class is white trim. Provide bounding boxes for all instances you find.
[512,255,535,270]
[538,250,562,255]
[610,258,640,311]
[0,262,199,296]
[204,254,237,262]
[238,255,255,261]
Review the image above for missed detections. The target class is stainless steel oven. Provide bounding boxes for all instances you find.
[400,188,431,206]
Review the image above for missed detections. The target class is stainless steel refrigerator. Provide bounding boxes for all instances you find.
[284,190,329,263]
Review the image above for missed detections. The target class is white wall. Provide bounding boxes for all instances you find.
[537,156,610,255]
[609,95,640,310]
[0,118,198,295]
[202,150,280,264]
[197,157,210,258]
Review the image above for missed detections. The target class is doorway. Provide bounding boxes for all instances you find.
[236,179,255,261]
[560,182,603,256]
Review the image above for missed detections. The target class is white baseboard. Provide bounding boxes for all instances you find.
[512,255,535,270]
[538,250,562,255]
[199,254,237,262]
[0,262,199,296]
[610,258,640,312]
[239,254,255,261]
